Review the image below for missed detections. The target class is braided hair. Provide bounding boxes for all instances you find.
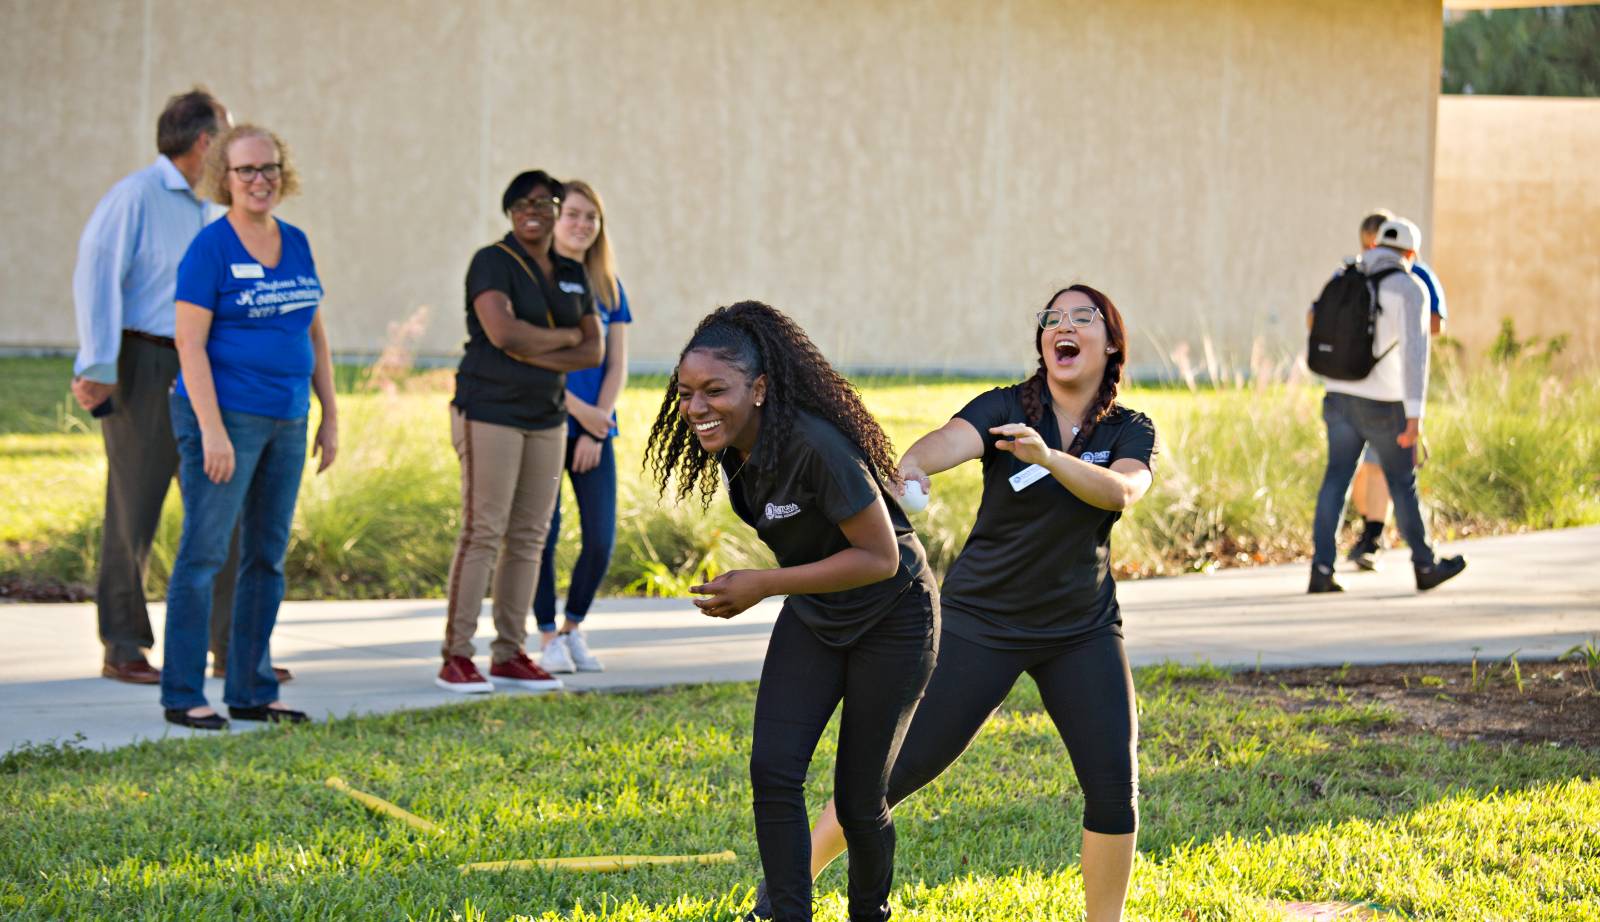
[644,301,898,505]
[1018,284,1128,455]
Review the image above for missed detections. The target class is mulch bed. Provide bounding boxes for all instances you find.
[0,573,90,603]
[1232,660,1600,749]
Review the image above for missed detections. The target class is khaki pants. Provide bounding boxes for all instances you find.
[443,406,565,662]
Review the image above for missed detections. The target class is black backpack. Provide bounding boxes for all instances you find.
[1307,260,1402,380]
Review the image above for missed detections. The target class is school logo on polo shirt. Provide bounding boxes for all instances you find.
[1081,450,1112,466]
[764,502,801,521]
[558,280,586,294]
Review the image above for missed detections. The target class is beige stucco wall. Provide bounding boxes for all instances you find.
[1,0,1441,376]
[1432,95,1600,355]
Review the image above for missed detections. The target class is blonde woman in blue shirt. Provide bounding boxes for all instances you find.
[162,125,337,730]
[536,180,632,674]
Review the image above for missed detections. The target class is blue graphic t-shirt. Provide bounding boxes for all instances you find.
[174,217,323,419]
[564,279,633,438]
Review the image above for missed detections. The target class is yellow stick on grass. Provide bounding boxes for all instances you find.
[324,776,440,834]
[461,851,738,873]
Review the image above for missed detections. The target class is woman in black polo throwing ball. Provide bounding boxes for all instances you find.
[749,284,1156,922]
[645,301,939,922]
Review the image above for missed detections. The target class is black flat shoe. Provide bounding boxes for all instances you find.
[229,705,311,724]
[164,708,229,731]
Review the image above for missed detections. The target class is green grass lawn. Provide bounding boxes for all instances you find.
[2,667,1596,920]
[3,351,1597,600]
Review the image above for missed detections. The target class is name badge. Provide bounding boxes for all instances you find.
[1008,463,1050,492]
[230,263,265,279]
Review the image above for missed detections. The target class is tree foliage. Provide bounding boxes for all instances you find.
[1442,7,1600,97]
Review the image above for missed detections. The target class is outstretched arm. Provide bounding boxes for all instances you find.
[896,418,985,491]
[989,423,1152,511]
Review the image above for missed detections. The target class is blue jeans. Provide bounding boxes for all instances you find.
[534,435,617,631]
[1312,393,1434,570]
[162,393,306,711]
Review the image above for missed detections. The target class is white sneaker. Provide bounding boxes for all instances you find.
[541,634,576,674]
[564,629,605,672]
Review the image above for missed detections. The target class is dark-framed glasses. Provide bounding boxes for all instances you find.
[230,163,282,182]
[508,196,561,215]
[1037,305,1101,330]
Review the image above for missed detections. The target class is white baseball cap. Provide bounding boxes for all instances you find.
[1376,217,1421,253]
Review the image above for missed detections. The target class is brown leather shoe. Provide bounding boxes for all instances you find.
[102,658,161,684]
[211,665,294,683]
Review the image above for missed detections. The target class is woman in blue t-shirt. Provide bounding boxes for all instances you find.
[535,180,632,675]
[161,125,337,731]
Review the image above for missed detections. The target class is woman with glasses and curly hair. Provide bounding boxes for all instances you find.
[644,301,939,922]
[746,285,1158,922]
[161,125,333,730]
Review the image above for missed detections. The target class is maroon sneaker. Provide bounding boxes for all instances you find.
[488,651,564,691]
[435,655,494,694]
[102,658,160,684]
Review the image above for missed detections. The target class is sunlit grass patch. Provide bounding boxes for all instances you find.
[4,666,1596,920]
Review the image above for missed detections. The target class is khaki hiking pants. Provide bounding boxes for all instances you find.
[443,406,565,663]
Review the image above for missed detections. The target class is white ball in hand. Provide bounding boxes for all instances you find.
[899,479,929,513]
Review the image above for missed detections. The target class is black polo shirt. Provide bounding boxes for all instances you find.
[941,385,1159,650]
[720,410,938,647]
[453,233,597,430]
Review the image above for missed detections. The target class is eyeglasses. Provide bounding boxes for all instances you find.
[508,196,560,215]
[1037,305,1101,330]
[229,163,282,182]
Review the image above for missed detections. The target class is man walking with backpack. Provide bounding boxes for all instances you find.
[1345,209,1450,570]
[1305,217,1465,594]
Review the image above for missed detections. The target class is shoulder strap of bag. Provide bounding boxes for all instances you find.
[1367,266,1405,363]
[493,242,556,327]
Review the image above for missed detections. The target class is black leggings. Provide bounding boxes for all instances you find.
[751,599,937,922]
[887,626,1139,836]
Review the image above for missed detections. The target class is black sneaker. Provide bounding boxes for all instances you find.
[1415,555,1466,592]
[741,880,772,921]
[1308,565,1343,594]
[1346,537,1380,572]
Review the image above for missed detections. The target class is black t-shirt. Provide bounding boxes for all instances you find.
[940,385,1159,649]
[721,410,939,647]
[453,234,597,430]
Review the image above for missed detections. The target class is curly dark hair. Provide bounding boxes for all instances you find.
[1019,284,1128,454]
[644,301,898,505]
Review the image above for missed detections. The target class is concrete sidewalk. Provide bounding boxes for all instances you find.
[2,527,1595,753]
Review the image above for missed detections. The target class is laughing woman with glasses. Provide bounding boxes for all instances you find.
[162,125,334,730]
[744,285,1159,922]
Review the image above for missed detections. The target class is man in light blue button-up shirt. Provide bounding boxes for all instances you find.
[71,154,214,384]
[70,87,239,684]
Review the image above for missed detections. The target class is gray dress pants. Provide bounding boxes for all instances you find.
[97,334,238,665]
